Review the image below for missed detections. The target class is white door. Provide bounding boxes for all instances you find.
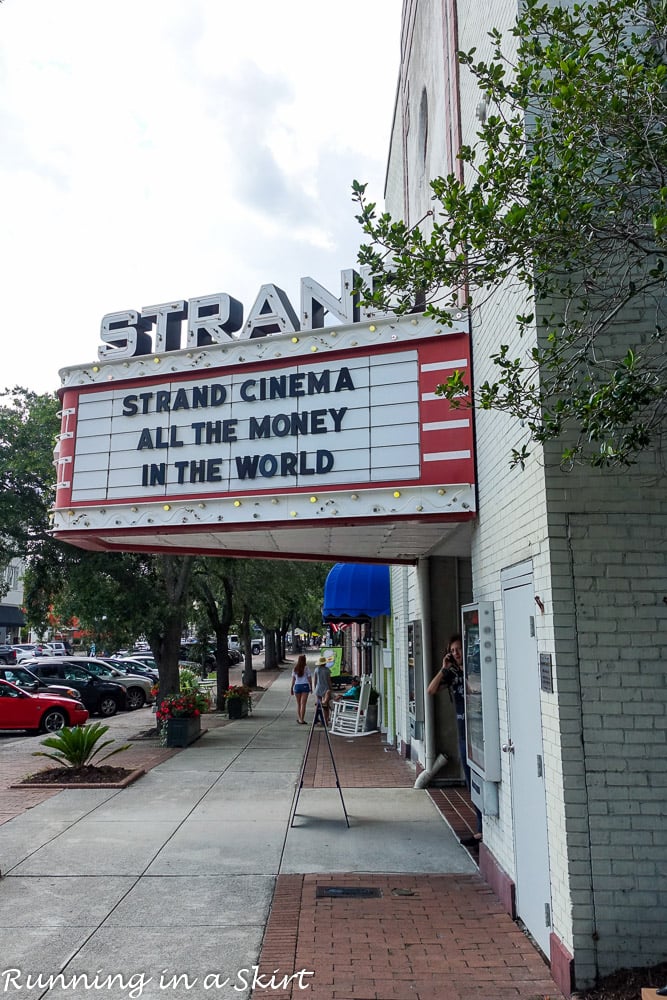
[502,564,552,956]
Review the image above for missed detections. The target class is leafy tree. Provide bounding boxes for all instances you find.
[0,388,61,591]
[190,557,237,706]
[353,0,667,467]
[25,548,195,697]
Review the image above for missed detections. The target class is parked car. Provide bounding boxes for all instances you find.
[12,643,44,662]
[0,665,80,701]
[53,657,154,709]
[101,657,159,683]
[0,645,18,665]
[43,641,70,656]
[124,653,158,671]
[0,677,88,733]
[22,659,127,717]
[249,637,264,656]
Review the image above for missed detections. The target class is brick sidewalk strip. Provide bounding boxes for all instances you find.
[256,704,564,1000]
[256,873,565,1000]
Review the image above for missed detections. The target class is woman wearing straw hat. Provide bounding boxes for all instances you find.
[312,654,333,726]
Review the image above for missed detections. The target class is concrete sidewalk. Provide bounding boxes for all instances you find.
[0,667,564,1000]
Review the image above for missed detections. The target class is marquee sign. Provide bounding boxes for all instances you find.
[53,301,476,564]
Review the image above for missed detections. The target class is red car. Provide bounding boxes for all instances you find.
[0,678,89,733]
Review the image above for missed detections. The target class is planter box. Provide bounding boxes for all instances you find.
[164,716,201,747]
[227,699,250,720]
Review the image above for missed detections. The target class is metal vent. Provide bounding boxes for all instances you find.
[316,886,382,899]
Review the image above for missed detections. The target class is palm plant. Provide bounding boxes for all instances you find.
[32,722,130,769]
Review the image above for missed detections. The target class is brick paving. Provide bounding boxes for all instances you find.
[257,873,564,1000]
[256,709,564,1000]
[302,729,417,789]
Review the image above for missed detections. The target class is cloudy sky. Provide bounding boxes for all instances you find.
[0,0,401,394]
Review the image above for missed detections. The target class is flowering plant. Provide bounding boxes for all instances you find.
[225,684,252,703]
[156,691,202,722]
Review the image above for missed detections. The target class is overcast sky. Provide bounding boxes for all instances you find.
[0,0,401,394]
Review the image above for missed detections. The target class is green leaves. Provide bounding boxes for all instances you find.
[33,723,130,770]
[353,0,667,467]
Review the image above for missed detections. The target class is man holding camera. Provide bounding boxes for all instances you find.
[427,633,483,846]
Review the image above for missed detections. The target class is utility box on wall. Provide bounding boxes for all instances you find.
[461,601,500,815]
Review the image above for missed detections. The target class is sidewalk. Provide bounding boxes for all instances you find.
[0,664,564,1000]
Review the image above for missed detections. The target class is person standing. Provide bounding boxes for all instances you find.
[290,654,312,725]
[312,654,333,726]
[427,633,483,845]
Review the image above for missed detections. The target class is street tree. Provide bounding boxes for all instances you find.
[353,0,667,468]
[190,557,237,706]
[0,388,60,589]
[25,549,194,697]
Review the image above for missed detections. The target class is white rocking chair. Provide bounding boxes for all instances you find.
[329,677,375,737]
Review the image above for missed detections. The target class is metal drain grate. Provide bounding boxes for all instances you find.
[316,886,383,898]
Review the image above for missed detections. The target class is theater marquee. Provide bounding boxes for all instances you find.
[53,304,476,564]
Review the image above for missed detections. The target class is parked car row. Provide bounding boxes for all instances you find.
[0,655,157,735]
[7,641,71,663]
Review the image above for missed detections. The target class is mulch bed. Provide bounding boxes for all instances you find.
[17,765,144,788]
[572,961,667,1000]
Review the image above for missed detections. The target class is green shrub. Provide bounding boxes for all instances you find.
[33,722,130,769]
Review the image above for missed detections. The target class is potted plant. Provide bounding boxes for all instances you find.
[156,691,203,747]
[225,684,252,720]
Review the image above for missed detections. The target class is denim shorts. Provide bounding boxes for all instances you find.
[294,683,310,694]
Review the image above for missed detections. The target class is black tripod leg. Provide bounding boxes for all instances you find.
[290,699,349,828]
[289,708,318,827]
[321,715,350,828]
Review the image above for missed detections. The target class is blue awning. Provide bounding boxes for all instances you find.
[322,563,390,622]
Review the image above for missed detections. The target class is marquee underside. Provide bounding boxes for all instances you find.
[54,514,475,565]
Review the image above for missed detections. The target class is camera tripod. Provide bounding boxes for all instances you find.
[290,696,350,828]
